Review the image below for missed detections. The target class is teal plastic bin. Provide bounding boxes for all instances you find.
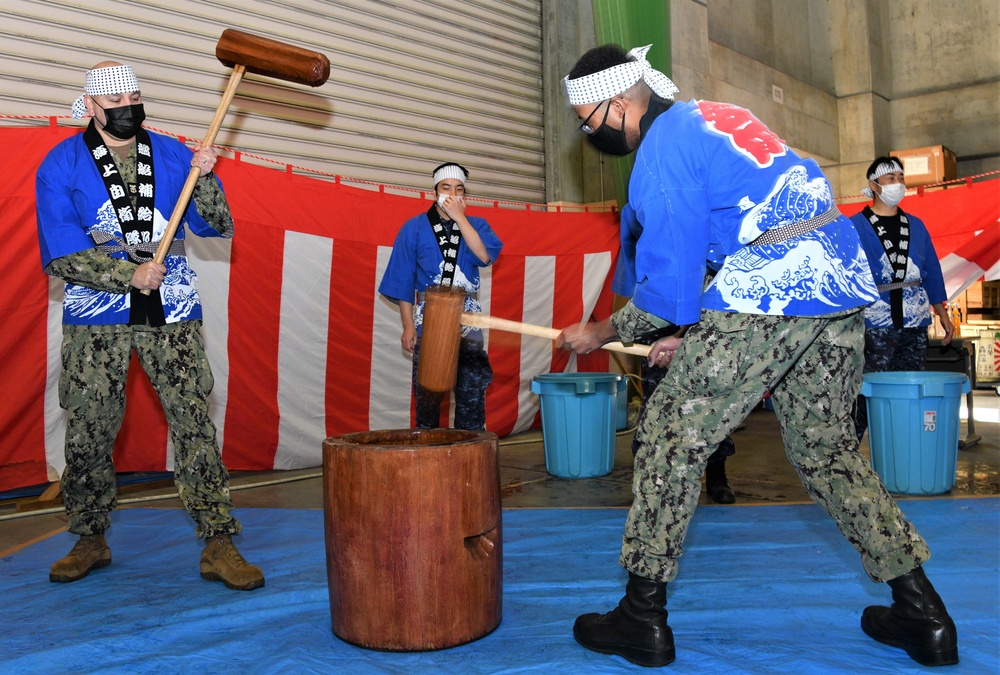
[615,374,640,431]
[531,373,620,479]
[616,385,628,431]
[861,371,970,495]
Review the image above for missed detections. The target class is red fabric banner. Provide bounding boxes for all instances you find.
[1,125,997,492]
[0,126,620,491]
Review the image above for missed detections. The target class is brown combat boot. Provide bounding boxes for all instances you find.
[50,533,111,582]
[200,535,265,591]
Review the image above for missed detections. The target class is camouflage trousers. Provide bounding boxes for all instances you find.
[59,321,240,539]
[854,326,929,439]
[626,309,929,583]
[411,337,493,430]
[634,353,735,463]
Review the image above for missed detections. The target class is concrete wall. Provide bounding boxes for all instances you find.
[886,0,1000,176]
[707,0,836,94]
[702,0,999,196]
[673,0,852,193]
[547,0,999,202]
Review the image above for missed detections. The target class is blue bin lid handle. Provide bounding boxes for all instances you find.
[530,373,621,395]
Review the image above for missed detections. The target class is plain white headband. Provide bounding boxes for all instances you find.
[433,164,467,188]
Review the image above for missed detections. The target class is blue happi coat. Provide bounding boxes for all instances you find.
[850,209,946,328]
[616,99,878,325]
[36,130,228,325]
[378,210,502,340]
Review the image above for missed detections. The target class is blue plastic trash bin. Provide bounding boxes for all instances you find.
[530,373,620,479]
[861,371,970,495]
[615,374,640,431]
[616,384,628,431]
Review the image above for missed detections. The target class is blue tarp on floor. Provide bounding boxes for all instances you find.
[1,499,997,674]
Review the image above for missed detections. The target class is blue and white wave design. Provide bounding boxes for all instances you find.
[64,199,201,324]
[708,165,878,315]
[865,253,932,327]
[739,165,831,244]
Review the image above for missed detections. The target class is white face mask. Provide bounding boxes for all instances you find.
[437,193,463,207]
[877,182,906,208]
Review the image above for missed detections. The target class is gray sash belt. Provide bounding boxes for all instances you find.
[876,280,921,292]
[749,207,840,247]
[96,236,186,261]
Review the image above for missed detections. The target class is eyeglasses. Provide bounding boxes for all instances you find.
[579,100,608,135]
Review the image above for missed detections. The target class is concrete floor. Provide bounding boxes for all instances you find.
[2,392,998,558]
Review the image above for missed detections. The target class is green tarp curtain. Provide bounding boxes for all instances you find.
[591,0,671,206]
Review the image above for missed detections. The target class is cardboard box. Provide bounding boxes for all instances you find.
[889,145,957,187]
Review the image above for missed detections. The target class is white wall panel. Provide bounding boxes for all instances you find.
[0,0,544,202]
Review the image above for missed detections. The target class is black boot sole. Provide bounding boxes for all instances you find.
[861,610,959,666]
[573,625,676,667]
[707,486,735,504]
[49,556,111,583]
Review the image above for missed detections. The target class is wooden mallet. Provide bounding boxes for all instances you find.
[461,313,651,358]
[141,29,330,294]
[416,285,650,394]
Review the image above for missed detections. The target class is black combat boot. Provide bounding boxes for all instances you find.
[861,566,958,666]
[705,458,735,504]
[573,572,675,667]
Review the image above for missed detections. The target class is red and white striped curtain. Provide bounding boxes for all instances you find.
[3,126,998,493]
[1,126,620,492]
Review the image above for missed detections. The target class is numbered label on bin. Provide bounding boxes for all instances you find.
[923,410,937,432]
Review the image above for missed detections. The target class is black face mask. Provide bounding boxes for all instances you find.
[95,101,146,140]
[586,103,632,156]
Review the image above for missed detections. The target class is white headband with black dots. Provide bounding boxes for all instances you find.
[860,159,905,197]
[433,164,468,188]
[71,65,141,119]
[868,159,904,181]
[564,44,679,106]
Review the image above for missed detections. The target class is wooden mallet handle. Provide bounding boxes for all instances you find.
[461,313,651,358]
[140,65,245,295]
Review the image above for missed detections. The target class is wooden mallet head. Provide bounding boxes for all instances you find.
[416,286,467,394]
[215,28,330,87]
